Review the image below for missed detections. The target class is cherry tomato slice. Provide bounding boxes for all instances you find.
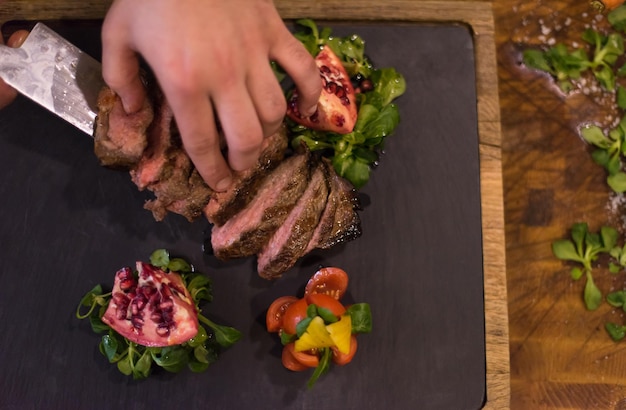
[282,298,309,336]
[304,267,349,300]
[331,335,358,366]
[305,293,346,318]
[285,342,319,368]
[281,344,308,371]
[266,296,299,333]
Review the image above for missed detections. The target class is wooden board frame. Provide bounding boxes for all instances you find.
[0,1,509,408]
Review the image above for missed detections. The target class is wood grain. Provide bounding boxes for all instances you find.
[0,1,509,408]
[495,0,626,408]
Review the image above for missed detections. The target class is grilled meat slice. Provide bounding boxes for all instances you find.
[204,127,289,226]
[94,85,153,169]
[210,150,315,260]
[306,159,362,252]
[257,161,329,279]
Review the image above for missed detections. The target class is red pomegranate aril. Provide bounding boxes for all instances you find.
[360,79,373,92]
[156,325,169,337]
[131,315,144,328]
[160,299,174,311]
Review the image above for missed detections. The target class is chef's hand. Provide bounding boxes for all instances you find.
[101,0,321,191]
[0,30,29,109]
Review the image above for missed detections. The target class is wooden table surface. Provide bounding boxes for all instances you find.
[495,0,626,408]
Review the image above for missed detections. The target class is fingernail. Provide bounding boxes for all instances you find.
[215,175,233,192]
[304,105,318,117]
[121,98,140,114]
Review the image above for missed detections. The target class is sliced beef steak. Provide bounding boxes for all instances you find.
[210,150,315,260]
[94,85,153,169]
[257,161,329,279]
[204,127,289,226]
[306,159,362,252]
[95,86,215,221]
[94,84,364,278]
[127,92,214,221]
[129,92,177,191]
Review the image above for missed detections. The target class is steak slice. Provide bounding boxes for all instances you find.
[129,91,177,190]
[204,126,289,226]
[210,150,314,260]
[143,157,213,222]
[305,159,362,252]
[94,85,153,169]
[112,89,214,221]
[256,161,329,279]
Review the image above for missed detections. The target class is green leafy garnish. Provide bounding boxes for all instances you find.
[76,249,241,379]
[347,303,373,333]
[279,19,406,189]
[551,223,618,310]
[580,116,626,193]
[522,28,624,92]
[608,5,626,33]
[605,290,626,341]
[307,347,332,389]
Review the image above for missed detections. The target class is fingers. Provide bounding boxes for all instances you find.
[246,54,287,138]
[101,14,146,113]
[166,89,233,191]
[0,30,29,109]
[271,33,321,117]
[213,78,265,173]
[7,30,29,48]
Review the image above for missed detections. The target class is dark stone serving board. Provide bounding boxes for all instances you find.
[0,21,485,410]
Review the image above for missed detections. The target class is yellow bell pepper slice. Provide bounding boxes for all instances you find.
[294,316,334,352]
[326,314,352,354]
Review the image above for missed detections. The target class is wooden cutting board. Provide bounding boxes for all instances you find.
[0,1,508,408]
[495,0,626,408]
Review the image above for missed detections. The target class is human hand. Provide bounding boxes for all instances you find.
[101,0,322,191]
[0,30,29,109]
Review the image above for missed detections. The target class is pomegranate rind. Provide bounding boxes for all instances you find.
[287,46,358,134]
[102,263,199,347]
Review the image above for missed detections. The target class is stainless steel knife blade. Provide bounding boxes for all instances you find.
[0,22,104,135]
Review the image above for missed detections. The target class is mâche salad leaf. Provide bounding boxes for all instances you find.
[76,249,241,380]
[276,19,406,189]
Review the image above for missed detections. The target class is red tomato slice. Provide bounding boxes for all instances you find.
[266,296,299,333]
[281,298,309,336]
[305,293,346,318]
[304,267,349,300]
[331,335,358,366]
[281,344,308,372]
[285,342,319,368]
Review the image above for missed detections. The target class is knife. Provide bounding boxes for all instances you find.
[0,22,104,135]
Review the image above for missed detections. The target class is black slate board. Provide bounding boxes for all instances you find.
[0,22,485,410]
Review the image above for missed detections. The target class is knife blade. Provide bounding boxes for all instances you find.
[0,22,104,135]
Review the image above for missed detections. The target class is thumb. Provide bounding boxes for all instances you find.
[0,30,29,109]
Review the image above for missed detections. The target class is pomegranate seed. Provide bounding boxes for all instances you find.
[360,79,374,92]
[156,325,170,337]
[112,292,127,305]
[131,315,144,329]
[159,299,174,311]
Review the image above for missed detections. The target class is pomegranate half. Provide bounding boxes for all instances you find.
[102,262,199,347]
